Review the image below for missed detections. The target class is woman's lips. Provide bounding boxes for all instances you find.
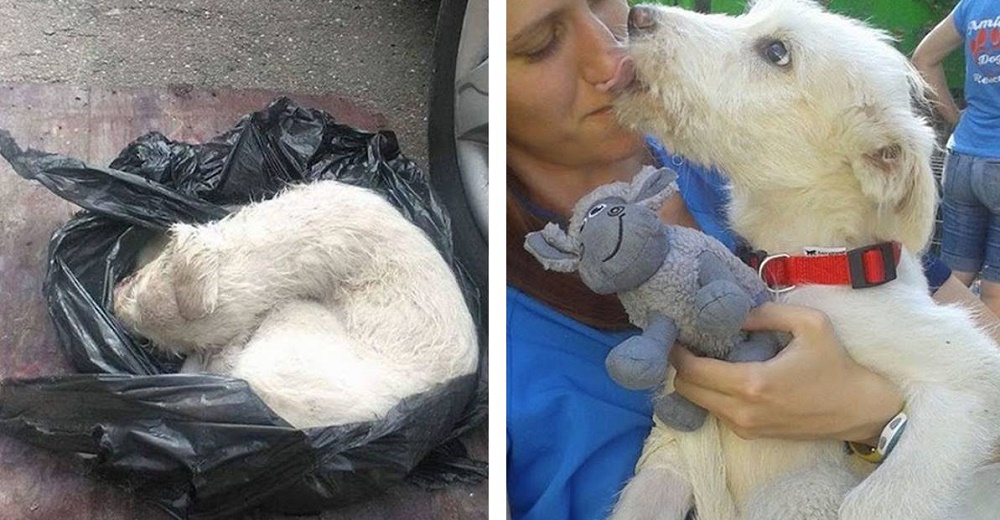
[588,105,614,117]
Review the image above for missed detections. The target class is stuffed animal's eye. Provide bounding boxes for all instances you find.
[762,40,790,66]
[588,204,607,217]
[608,206,624,217]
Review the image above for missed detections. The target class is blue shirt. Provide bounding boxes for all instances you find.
[950,0,1000,158]
[507,288,647,520]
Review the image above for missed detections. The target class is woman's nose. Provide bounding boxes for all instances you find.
[628,5,658,36]
[593,55,635,94]
[581,17,632,92]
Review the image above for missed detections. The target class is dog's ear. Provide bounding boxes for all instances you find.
[848,107,937,252]
[628,166,679,211]
[524,223,582,272]
[168,223,221,321]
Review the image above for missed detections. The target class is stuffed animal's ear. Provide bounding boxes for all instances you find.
[169,223,221,321]
[524,223,582,272]
[628,166,679,210]
[848,105,937,253]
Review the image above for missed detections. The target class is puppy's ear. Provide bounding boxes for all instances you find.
[168,223,221,321]
[849,109,937,252]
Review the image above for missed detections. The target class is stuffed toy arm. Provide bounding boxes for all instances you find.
[693,251,753,339]
[695,251,788,363]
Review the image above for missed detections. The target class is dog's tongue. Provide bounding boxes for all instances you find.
[603,56,636,95]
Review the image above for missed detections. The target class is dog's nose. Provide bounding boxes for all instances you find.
[628,6,657,36]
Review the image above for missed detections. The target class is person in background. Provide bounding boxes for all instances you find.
[508,0,1000,519]
[914,0,1000,318]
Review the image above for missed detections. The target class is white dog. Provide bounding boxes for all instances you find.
[611,1,1000,519]
[113,180,479,429]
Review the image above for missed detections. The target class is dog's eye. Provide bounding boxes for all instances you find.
[588,204,608,217]
[762,40,790,66]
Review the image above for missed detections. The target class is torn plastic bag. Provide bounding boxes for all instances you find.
[0,97,486,519]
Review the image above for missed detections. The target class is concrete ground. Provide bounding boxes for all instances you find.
[0,0,440,169]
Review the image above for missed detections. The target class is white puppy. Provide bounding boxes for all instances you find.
[113,180,479,429]
[612,1,1000,519]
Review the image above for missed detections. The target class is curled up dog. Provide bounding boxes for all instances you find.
[608,0,1000,519]
[113,180,479,429]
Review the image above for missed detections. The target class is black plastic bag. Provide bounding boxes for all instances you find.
[0,97,486,519]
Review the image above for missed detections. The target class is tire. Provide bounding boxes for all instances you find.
[428,0,489,334]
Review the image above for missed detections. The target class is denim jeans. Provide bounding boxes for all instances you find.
[940,149,1000,281]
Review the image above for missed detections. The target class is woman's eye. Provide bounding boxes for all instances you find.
[762,40,790,66]
[525,26,564,62]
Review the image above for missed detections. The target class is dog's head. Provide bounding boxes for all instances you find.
[113,223,226,352]
[616,0,937,252]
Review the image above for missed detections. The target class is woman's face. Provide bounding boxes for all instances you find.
[507,0,643,169]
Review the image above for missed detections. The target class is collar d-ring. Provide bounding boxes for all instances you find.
[758,253,796,294]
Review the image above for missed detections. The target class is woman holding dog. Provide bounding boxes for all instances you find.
[914,0,1000,319]
[507,0,999,519]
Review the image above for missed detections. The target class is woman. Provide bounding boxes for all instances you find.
[913,0,1000,318]
[507,1,993,519]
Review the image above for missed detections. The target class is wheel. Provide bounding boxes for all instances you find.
[428,0,489,333]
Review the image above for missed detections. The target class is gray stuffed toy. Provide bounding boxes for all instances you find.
[524,166,784,431]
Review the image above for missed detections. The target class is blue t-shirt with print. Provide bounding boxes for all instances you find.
[950,0,1000,158]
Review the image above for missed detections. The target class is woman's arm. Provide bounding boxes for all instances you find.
[670,302,903,443]
[670,277,1000,443]
[912,11,964,126]
[932,274,1000,345]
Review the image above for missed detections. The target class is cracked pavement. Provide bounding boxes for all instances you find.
[0,0,441,168]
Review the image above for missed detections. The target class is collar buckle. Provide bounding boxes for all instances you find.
[846,242,898,289]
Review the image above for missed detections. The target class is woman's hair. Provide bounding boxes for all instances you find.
[507,169,633,330]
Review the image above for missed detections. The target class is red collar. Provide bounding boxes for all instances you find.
[739,242,902,292]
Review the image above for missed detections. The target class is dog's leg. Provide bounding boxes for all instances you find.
[609,422,695,520]
[839,386,996,520]
[609,465,693,520]
[741,462,856,520]
[610,417,743,520]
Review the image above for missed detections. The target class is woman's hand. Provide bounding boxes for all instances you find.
[669,302,903,443]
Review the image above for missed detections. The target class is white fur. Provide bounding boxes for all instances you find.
[611,1,1000,519]
[113,180,478,428]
